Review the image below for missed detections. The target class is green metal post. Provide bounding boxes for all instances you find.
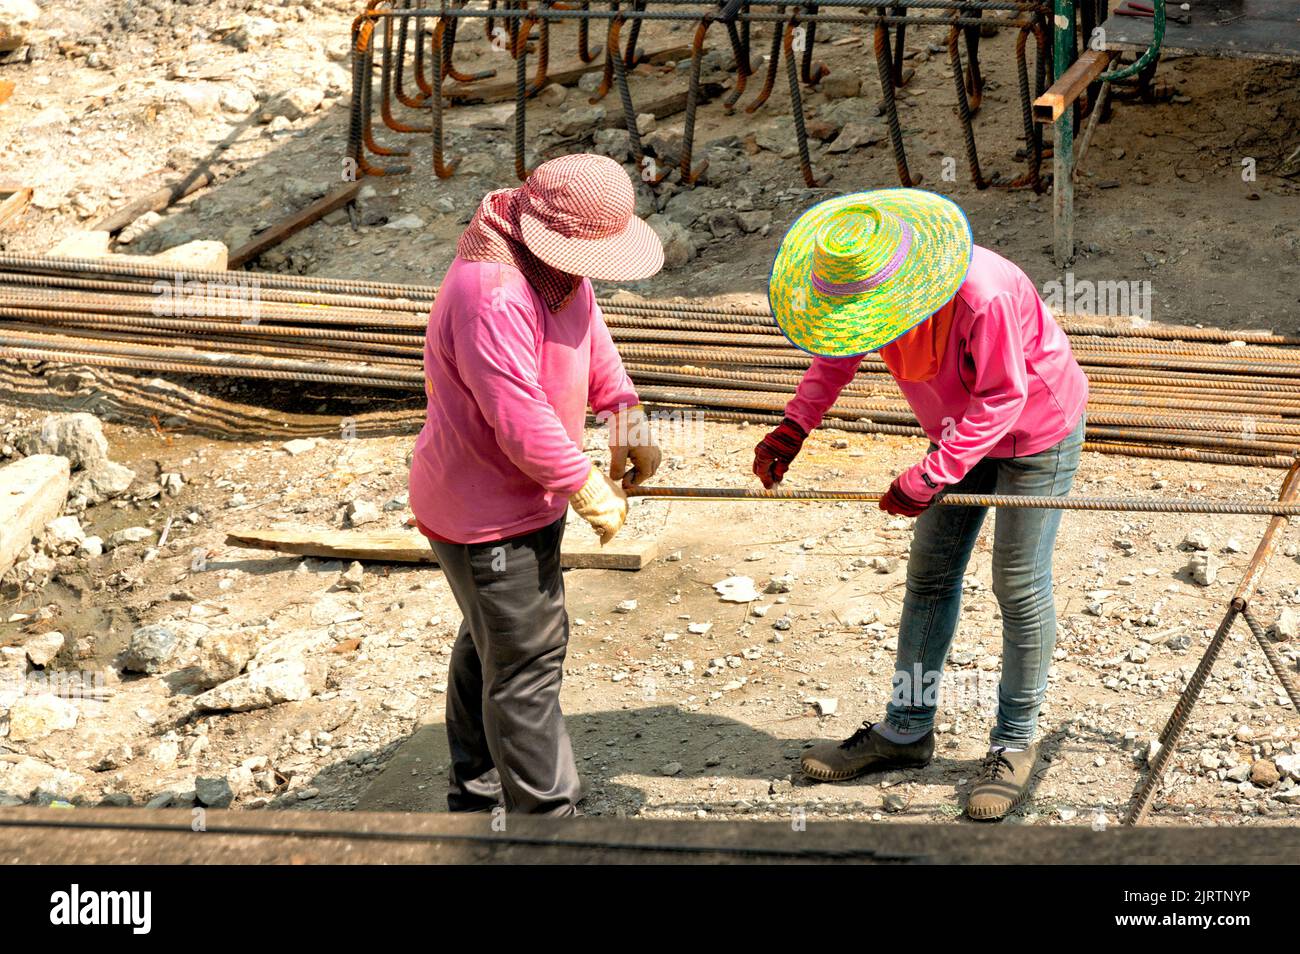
[1053,0,1075,266]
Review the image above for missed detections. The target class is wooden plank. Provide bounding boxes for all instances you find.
[446,44,692,105]
[225,527,657,570]
[227,181,362,269]
[0,184,32,229]
[1033,49,1112,124]
[598,82,725,128]
[92,169,214,235]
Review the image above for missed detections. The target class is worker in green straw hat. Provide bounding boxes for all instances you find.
[756,189,1089,820]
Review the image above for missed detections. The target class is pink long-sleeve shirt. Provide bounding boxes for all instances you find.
[408,257,638,544]
[784,245,1088,501]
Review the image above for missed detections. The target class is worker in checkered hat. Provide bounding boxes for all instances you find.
[408,154,664,815]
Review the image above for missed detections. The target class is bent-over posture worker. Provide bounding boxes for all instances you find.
[408,154,664,815]
[754,189,1088,820]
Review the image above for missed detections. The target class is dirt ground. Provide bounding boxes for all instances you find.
[1,371,1299,827]
[1,1,1300,828]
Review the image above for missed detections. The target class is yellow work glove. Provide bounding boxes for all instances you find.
[570,464,629,545]
[608,404,661,488]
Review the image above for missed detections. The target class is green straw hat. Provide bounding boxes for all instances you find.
[768,189,973,357]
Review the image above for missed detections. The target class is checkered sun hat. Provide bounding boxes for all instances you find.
[518,154,664,281]
[769,189,973,357]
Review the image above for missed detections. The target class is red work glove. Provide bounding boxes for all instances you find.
[879,476,930,517]
[753,417,808,489]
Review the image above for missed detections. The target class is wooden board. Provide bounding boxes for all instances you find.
[225,527,657,570]
[1032,49,1112,123]
[445,45,692,105]
[0,184,31,229]
[228,181,362,269]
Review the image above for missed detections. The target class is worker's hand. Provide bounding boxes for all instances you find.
[879,476,929,517]
[570,464,629,545]
[753,418,807,489]
[608,404,661,488]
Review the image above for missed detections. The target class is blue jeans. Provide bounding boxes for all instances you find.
[884,417,1084,749]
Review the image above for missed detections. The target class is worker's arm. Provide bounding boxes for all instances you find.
[451,300,593,497]
[782,354,866,433]
[586,291,640,416]
[586,292,661,486]
[896,293,1029,501]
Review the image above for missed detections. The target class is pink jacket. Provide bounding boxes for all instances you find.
[784,245,1088,501]
[408,257,638,543]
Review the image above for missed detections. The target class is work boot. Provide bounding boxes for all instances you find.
[800,722,934,782]
[966,744,1039,821]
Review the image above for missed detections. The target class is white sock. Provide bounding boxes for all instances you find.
[989,743,1025,754]
[872,721,928,744]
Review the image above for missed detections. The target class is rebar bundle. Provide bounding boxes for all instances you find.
[346,0,1064,191]
[0,253,1295,469]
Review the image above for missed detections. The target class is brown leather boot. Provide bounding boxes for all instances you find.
[800,722,934,782]
[966,744,1039,821]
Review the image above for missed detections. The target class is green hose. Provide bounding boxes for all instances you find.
[1099,0,1164,82]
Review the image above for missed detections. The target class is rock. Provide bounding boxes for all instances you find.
[614,599,637,613]
[220,86,258,114]
[384,213,426,230]
[45,515,85,553]
[69,460,136,508]
[192,658,312,712]
[660,761,683,776]
[1187,551,1219,586]
[224,15,281,51]
[457,153,500,177]
[151,240,229,271]
[592,127,632,162]
[195,776,235,808]
[1273,608,1299,642]
[0,0,41,52]
[820,73,863,99]
[345,500,380,527]
[122,624,178,674]
[107,526,156,549]
[0,455,71,580]
[554,104,606,136]
[168,81,224,117]
[882,792,907,813]
[0,756,83,802]
[713,576,760,603]
[50,230,112,258]
[1181,530,1212,551]
[826,122,881,154]
[812,697,838,716]
[117,211,163,245]
[23,631,64,667]
[17,413,108,469]
[764,575,794,594]
[194,631,255,689]
[1275,753,1300,781]
[644,213,696,268]
[338,561,365,592]
[1250,759,1280,788]
[7,695,78,742]
[282,438,317,456]
[536,83,568,108]
[737,210,772,234]
[264,87,323,122]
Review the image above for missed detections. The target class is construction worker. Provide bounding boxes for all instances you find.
[755,190,1088,820]
[408,154,665,816]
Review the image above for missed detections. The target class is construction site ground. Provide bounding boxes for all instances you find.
[1,0,1300,830]
[2,370,1300,827]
